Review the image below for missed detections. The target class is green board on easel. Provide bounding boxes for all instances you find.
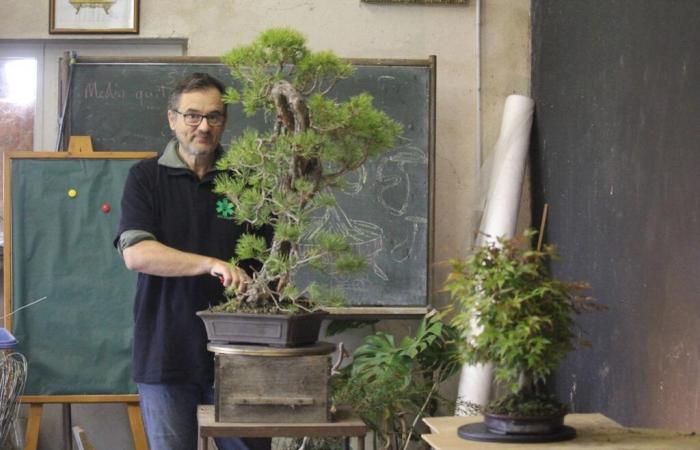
[5,152,151,396]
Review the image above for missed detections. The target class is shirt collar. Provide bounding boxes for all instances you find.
[158,138,223,174]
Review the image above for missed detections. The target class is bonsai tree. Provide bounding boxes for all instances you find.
[213,28,402,313]
[333,311,462,450]
[444,230,600,418]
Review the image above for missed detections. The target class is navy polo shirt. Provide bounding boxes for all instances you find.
[115,139,263,384]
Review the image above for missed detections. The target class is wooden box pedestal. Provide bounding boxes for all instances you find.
[208,342,336,423]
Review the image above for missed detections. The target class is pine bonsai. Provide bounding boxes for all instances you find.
[213,28,402,314]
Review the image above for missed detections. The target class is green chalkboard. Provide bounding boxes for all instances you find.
[5,152,152,396]
[65,57,436,309]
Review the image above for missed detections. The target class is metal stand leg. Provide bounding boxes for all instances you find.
[62,404,73,450]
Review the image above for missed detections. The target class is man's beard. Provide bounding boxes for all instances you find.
[183,133,216,156]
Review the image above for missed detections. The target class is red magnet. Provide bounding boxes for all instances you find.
[101,203,111,213]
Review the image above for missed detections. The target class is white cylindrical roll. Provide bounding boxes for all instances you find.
[478,94,535,244]
[456,94,534,414]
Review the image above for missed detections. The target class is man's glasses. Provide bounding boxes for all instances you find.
[171,110,225,127]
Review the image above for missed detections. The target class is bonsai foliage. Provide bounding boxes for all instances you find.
[444,230,598,415]
[214,28,402,313]
[333,312,462,450]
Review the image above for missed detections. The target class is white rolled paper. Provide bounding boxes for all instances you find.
[478,94,535,245]
[456,94,534,413]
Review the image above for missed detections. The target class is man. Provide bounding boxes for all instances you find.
[114,73,269,450]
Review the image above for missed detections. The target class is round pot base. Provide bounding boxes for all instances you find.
[458,423,576,443]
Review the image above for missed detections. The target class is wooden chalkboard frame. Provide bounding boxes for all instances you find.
[3,150,154,450]
[59,56,437,317]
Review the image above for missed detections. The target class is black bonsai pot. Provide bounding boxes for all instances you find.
[196,310,327,347]
[458,410,576,444]
[483,411,565,435]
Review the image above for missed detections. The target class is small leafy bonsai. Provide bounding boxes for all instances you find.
[444,230,600,417]
[333,312,462,450]
[213,28,402,314]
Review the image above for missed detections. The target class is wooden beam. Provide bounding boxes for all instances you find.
[24,404,43,450]
[127,402,149,450]
[323,306,428,319]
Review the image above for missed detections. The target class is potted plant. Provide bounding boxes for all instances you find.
[197,28,402,346]
[444,230,601,442]
[332,311,463,450]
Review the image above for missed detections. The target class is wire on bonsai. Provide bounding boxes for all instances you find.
[444,230,601,416]
[213,28,402,314]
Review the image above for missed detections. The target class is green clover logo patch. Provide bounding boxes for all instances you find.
[216,198,235,219]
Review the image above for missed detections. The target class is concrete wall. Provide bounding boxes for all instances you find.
[532,0,700,430]
[1,1,530,448]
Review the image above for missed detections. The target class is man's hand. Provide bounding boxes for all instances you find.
[210,261,251,293]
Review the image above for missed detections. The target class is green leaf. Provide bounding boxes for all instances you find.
[315,232,350,253]
[334,254,366,273]
[235,234,268,260]
[223,87,240,105]
[333,312,462,449]
[445,229,596,394]
[274,221,303,243]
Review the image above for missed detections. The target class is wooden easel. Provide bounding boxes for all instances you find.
[5,137,150,449]
[23,396,147,450]
[67,135,95,153]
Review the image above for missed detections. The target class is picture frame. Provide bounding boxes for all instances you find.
[361,0,467,4]
[49,0,139,34]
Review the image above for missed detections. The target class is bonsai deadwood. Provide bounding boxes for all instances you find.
[215,28,402,313]
[272,80,309,133]
[271,80,322,202]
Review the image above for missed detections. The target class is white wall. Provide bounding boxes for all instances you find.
[1,1,530,448]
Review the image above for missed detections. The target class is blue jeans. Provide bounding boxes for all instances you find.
[138,382,271,450]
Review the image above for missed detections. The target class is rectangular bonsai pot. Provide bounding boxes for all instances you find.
[196,310,327,347]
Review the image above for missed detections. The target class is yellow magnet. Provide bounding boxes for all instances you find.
[68,189,78,198]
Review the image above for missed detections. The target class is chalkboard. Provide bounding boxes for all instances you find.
[65,57,436,308]
[4,152,152,396]
[531,0,700,428]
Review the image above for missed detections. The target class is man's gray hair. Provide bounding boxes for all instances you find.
[168,72,227,113]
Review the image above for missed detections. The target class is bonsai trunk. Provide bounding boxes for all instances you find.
[518,370,534,396]
[238,79,321,308]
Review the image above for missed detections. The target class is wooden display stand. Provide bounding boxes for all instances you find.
[210,342,336,423]
[197,405,367,450]
[422,414,700,450]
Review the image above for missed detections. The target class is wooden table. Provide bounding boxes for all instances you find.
[422,414,700,450]
[197,405,367,450]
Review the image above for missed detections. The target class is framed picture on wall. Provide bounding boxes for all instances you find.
[49,0,139,34]
[361,0,467,4]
